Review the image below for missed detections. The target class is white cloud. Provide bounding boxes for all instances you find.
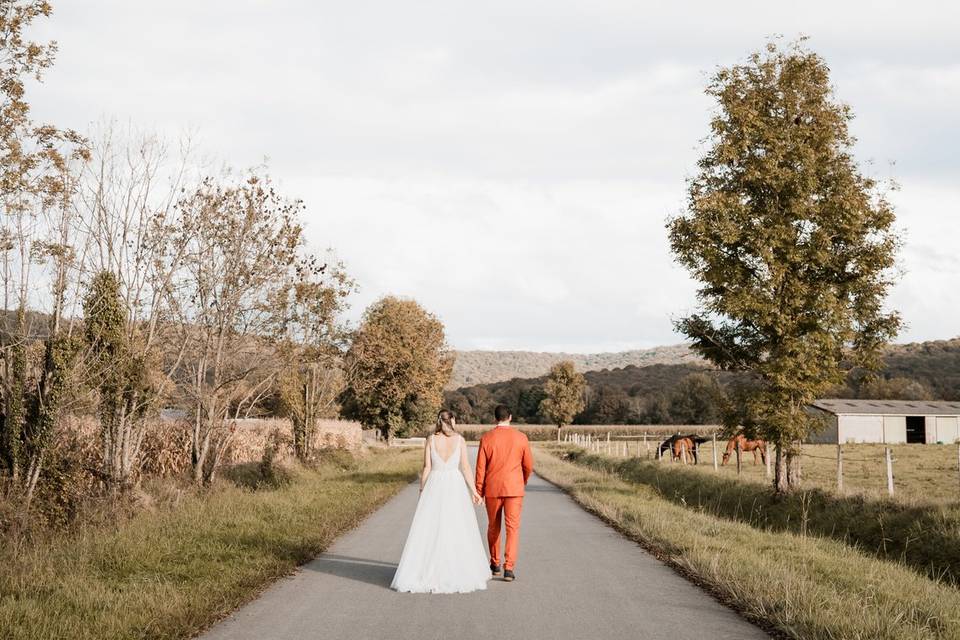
[27,0,960,351]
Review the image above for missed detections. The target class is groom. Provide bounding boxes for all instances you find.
[475,404,534,582]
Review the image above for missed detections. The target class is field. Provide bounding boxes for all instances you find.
[567,435,960,505]
[533,445,960,639]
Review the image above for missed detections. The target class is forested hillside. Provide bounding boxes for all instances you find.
[449,344,700,388]
[446,338,960,425]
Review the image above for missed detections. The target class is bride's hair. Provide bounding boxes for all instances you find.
[435,409,456,435]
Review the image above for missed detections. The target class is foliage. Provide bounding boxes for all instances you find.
[667,39,901,491]
[274,262,353,462]
[83,271,161,491]
[0,0,88,506]
[539,360,586,428]
[340,296,453,439]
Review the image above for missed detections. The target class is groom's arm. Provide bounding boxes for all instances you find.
[521,437,533,485]
[475,439,487,497]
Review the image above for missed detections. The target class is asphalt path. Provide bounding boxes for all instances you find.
[199,446,768,640]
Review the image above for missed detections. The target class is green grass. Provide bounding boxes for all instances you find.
[0,447,420,640]
[552,443,960,586]
[533,446,960,640]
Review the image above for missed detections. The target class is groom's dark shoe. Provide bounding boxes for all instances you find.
[503,569,515,582]
[490,563,501,576]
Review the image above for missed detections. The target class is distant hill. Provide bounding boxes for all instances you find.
[449,344,701,389]
[445,337,960,425]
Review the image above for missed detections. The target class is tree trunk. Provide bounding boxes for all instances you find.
[786,442,802,487]
[774,440,802,493]
[774,441,789,493]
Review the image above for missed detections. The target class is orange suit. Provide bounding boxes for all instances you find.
[475,425,534,570]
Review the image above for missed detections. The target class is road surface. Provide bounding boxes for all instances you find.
[200,447,768,640]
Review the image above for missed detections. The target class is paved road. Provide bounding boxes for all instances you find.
[200,447,767,640]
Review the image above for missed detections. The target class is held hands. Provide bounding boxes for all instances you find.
[471,490,482,505]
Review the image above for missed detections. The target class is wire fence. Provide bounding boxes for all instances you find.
[560,430,960,503]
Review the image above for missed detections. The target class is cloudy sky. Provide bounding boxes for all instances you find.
[31,1,960,352]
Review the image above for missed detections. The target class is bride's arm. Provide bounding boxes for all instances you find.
[420,436,432,493]
[459,436,481,504]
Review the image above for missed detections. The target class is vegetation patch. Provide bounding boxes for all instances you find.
[551,444,960,586]
[0,447,419,640]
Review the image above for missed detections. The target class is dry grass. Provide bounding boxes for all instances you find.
[227,418,363,464]
[0,447,420,640]
[548,443,960,587]
[533,446,960,640]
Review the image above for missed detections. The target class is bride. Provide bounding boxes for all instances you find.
[391,410,490,594]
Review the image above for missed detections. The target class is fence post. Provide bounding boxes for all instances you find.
[712,433,718,471]
[765,442,771,479]
[885,447,895,497]
[735,439,742,476]
[836,443,843,492]
[680,441,688,465]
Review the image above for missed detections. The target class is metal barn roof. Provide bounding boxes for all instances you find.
[811,399,960,416]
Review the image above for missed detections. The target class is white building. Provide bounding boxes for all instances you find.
[806,399,960,444]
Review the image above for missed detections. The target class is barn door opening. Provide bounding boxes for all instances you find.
[906,416,926,443]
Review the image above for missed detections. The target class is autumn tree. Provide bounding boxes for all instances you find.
[667,39,901,492]
[340,297,453,440]
[539,361,586,432]
[0,0,88,505]
[275,257,353,462]
[76,124,198,492]
[169,171,328,484]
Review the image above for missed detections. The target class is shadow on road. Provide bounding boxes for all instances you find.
[305,554,398,588]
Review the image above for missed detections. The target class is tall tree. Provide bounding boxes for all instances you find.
[169,171,321,484]
[0,0,88,504]
[667,39,901,492]
[83,271,162,492]
[275,260,353,462]
[539,360,586,432]
[340,297,452,440]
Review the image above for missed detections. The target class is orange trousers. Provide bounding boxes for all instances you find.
[484,496,523,570]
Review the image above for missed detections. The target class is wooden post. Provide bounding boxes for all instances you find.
[735,439,742,476]
[765,442,771,479]
[712,433,718,471]
[836,443,843,492]
[680,441,688,465]
[885,447,894,497]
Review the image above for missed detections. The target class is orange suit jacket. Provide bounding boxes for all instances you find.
[475,426,534,497]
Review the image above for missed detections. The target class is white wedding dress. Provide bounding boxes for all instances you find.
[391,435,490,594]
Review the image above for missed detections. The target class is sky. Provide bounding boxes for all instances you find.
[30,1,960,352]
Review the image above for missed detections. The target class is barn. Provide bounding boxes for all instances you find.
[806,399,960,444]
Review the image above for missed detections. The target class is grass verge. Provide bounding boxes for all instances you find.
[1,447,420,640]
[533,446,960,640]
[551,445,960,586]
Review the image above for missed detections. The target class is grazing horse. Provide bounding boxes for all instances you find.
[658,434,708,464]
[721,434,766,465]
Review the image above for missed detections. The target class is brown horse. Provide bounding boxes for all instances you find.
[661,434,708,464]
[721,434,766,465]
